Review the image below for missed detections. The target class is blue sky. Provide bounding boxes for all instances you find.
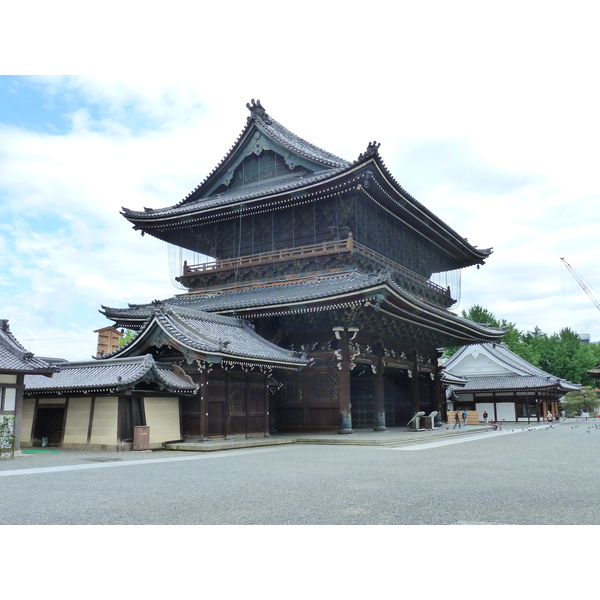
[1,3,599,361]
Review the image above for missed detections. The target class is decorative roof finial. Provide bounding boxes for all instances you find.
[357,141,381,162]
[246,98,271,124]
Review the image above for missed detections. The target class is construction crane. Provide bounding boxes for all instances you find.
[560,257,600,312]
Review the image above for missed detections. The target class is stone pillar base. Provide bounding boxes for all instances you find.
[338,413,353,434]
[373,412,387,431]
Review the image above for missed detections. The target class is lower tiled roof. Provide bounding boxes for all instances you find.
[0,319,56,374]
[100,271,505,344]
[102,305,309,368]
[450,375,579,393]
[25,354,198,394]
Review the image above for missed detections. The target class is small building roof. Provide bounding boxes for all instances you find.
[443,343,580,394]
[25,354,198,395]
[586,365,600,379]
[0,319,56,376]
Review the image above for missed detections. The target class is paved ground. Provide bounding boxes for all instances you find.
[2,419,599,525]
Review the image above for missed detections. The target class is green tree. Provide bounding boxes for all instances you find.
[443,306,600,385]
[119,329,138,347]
[443,305,522,358]
[561,386,599,416]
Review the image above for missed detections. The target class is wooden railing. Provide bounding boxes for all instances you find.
[180,234,450,298]
[182,238,351,274]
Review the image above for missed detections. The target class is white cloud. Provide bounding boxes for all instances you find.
[1,2,599,359]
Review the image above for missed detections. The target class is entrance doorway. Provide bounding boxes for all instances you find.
[33,406,65,446]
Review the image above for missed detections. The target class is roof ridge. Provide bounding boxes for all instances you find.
[168,99,350,208]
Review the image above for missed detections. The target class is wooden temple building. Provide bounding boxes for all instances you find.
[100,99,506,439]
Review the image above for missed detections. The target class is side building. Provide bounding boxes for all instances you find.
[0,319,55,453]
[101,99,506,437]
[443,343,580,422]
[22,309,308,450]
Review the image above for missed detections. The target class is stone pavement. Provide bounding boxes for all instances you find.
[164,421,541,452]
[1,421,561,471]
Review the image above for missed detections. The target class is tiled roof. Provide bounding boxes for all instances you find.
[444,343,580,393]
[440,370,468,387]
[25,354,198,394]
[449,375,579,393]
[102,305,309,368]
[101,271,505,344]
[245,99,351,169]
[120,100,492,268]
[0,319,56,375]
[102,272,389,319]
[121,167,348,221]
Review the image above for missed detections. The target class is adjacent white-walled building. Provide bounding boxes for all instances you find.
[443,343,580,423]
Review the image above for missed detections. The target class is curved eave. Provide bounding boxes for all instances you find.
[212,279,505,344]
[453,382,579,394]
[365,154,492,265]
[120,164,359,228]
[103,311,308,369]
[122,153,490,268]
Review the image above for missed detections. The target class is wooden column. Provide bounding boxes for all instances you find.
[224,365,232,440]
[431,367,441,416]
[197,361,210,441]
[244,369,250,439]
[372,342,386,431]
[14,374,25,453]
[334,326,356,434]
[262,368,271,438]
[409,349,420,418]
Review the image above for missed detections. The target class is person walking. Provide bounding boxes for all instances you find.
[462,410,468,427]
[483,410,489,426]
[453,411,461,429]
[547,411,553,423]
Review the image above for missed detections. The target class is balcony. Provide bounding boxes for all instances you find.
[177,234,453,306]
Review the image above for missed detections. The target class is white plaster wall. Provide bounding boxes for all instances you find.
[63,398,92,445]
[90,396,118,446]
[495,403,516,422]
[450,350,514,377]
[475,402,495,421]
[21,398,36,444]
[144,397,181,446]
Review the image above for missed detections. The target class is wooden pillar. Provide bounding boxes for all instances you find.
[14,374,25,453]
[224,366,232,440]
[262,368,271,438]
[244,369,250,439]
[409,349,420,418]
[198,362,210,441]
[431,369,441,418]
[334,326,357,434]
[372,342,386,431]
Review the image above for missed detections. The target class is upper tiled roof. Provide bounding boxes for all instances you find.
[120,100,493,268]
[242,98,351,170]
[25,354,198,394]
[101,304,309,368]
[0,319,56,375]
[122,167,348,222]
